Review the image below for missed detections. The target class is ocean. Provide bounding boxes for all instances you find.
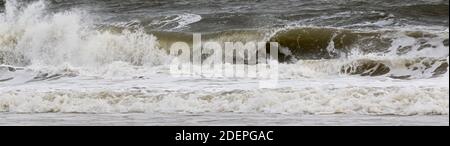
[0,0,448,126]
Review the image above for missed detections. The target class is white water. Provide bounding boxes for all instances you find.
[0,1,448,125]
[0,0,171,68]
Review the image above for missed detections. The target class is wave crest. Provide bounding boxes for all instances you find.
[0,0,171,68]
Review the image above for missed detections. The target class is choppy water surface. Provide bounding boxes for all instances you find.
[0,0,448,125]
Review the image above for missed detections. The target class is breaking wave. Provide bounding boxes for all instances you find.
[1,0,449,80]
[0,0,171,68]
[0,0,448,116]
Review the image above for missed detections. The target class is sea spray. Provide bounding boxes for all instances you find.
[0,0,171,70]
[0,0,448,118]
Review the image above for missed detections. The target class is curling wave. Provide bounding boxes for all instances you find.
[0,0,448,117]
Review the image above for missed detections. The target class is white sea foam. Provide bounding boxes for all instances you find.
[148,13,202,31]
[0,0,171,70]
[0,84,447,115]
[0,0,448,116]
